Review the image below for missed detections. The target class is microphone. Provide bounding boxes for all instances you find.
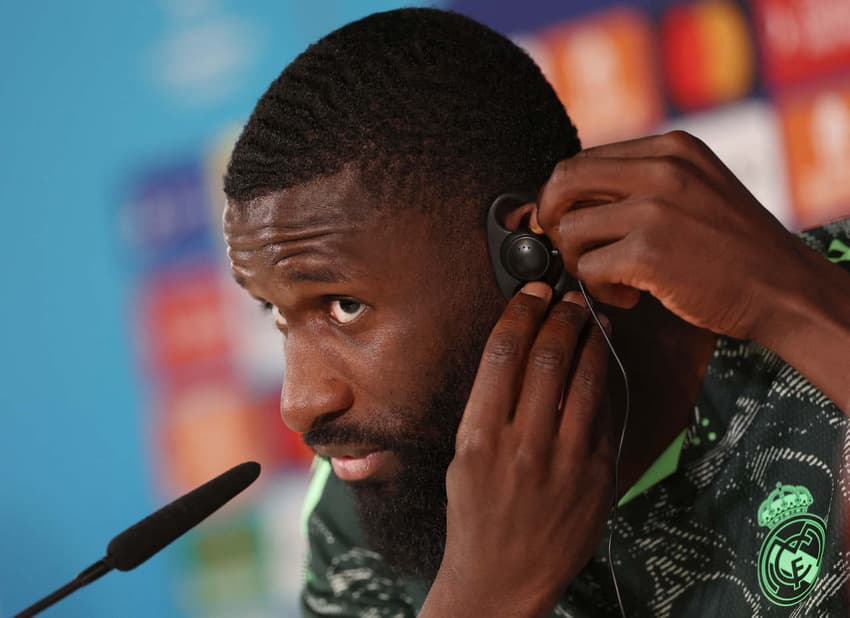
[13,461,261,617]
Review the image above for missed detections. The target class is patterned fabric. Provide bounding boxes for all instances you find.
[301,217,850,617]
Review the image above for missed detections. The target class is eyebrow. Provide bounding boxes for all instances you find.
[232,266,352,289]
[284,267,352,284]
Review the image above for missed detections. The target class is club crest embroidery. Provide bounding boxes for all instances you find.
[757,483,826,606]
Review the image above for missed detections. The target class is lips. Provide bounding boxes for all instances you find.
[314,446,399,482]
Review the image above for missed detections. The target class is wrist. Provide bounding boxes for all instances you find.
[419,561,560,618]
[750,242,850,411]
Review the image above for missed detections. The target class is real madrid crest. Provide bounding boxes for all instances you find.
[757,482,826,607]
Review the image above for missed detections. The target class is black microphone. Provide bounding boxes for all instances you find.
[13,461,261,617]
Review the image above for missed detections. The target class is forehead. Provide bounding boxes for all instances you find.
[223,167,440,292]
[223,166,371,237]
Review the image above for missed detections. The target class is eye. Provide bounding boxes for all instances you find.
[328,298,366,324]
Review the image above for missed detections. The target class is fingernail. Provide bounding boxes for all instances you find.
[559,214,570,238]
[520,282,551,299]
[529,210,544,234]
[561,290,584,306]
[598,313,612,334]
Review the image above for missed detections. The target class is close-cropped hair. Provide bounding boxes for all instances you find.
[224,7,580,222]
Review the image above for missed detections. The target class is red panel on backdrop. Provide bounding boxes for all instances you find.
[661,1,755,111]
[753,0,850,89]
[259,392,315,469]
[136,263,232,377]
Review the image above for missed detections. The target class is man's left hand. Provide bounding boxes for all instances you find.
[537,130,808,344]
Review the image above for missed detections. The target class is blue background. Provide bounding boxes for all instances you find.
[4,0,850,616]
[0,2,426,616]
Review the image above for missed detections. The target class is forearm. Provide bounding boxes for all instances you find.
[755,244,850,414]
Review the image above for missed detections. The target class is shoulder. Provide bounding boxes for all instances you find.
[300,459,418,617]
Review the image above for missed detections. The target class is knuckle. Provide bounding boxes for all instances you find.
[640,198,666,222]
[572,342,608,391]
[513,445,546,481]
[484,331,523,366]
[629,229,661,266]
[559,209,579,236]
[549,300,589,326]
[661,130,701,154]
[530,344,568,373]
[571,366,598,399]
[589,322,612,351]
[627,230,651,259]
[553,158,575,181]
[455,427,494,460]
[505,296,540,321]
[653,156,690,192]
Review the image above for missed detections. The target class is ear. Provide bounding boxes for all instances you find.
[502,201,544,234]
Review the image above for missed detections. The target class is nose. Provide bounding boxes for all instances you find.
[279,336,354,433]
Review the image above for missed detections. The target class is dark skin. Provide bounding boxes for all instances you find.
[225,132,850,617]
[224,165,506,476]
[537,132,850,414]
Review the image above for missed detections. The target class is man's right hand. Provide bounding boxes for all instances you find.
[420,282,615,618]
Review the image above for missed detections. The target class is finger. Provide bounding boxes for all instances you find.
[579,282,640,309]
[575,235,664,299]
[512,293,589,454]
[557,198,670,274]
[558,317,611,453]
[457,282,552,441]
[580,131,729,187]
[537,157,632,243]
[580,132,696,158]
[538,151,713,245]
[581,392,616,504]
[589,391,614,459]
[556,199,677,309]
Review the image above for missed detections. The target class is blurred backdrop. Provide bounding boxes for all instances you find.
[2,1,849,616]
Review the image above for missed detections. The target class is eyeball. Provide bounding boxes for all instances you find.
[329,299,366,324]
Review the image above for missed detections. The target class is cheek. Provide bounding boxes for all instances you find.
[346,311,449,406]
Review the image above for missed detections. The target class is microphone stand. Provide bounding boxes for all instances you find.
[13,558,112,617]
[11,461,259,616]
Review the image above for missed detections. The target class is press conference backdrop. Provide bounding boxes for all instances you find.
[2,1,849,617]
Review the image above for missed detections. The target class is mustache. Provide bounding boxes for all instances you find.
[303,420,415,453]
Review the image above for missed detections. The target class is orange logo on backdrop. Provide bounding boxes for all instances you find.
[779,85,850,228]
[536,9,662,146]
[157,379,274,496]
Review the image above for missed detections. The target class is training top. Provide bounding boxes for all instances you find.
[300,217,850,617]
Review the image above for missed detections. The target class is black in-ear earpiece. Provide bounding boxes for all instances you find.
[486,192,572,302]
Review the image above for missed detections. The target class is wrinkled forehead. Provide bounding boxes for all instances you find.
[222,169,450,296]
[223,168,370,238]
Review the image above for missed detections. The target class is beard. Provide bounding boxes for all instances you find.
[303,307,495,582]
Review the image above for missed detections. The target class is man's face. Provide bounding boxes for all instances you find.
[224,167,504,578]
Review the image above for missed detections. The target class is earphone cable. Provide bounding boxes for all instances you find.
[577,280,629,618]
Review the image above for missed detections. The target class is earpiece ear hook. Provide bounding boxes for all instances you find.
[486,192,571,302]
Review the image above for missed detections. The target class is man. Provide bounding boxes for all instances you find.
[222,8,850,617]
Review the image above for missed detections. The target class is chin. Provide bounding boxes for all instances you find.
[349,459,449,581]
